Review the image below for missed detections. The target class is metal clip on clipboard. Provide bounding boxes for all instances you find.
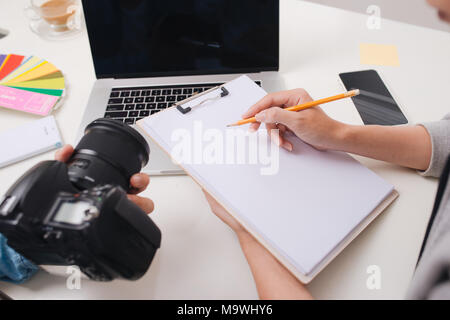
[176,86,229,114]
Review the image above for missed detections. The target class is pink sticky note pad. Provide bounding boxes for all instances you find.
[0,85,58,116]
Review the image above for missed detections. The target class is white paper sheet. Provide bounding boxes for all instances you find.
[139,75,394,275]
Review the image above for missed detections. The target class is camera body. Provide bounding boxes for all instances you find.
[0,119,161,281]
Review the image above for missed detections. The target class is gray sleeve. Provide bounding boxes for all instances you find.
[407,232,450,300]
[418,113,450,178]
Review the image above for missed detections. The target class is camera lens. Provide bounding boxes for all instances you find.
[68,119,150,190]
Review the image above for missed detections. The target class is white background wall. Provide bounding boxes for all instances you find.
[305,0,450,32]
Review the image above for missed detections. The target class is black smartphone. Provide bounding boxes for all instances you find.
[339,70,408,125]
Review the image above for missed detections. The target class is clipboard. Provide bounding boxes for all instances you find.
[137,75,398,284]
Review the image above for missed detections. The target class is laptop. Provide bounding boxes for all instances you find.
[77,0,283,175]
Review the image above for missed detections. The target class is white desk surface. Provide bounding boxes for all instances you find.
[0,0,449,300]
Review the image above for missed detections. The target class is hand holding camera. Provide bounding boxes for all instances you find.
[0,119,161,281]
[54,144,154,214]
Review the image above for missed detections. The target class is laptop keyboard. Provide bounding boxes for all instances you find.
[104,81,261,124]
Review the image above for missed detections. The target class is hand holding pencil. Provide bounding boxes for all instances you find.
[237,88,358,152]
[228,89,359,127]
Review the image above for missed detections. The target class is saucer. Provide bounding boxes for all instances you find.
[29,18,82,41]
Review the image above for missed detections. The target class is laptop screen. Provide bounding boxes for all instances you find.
[82,0,279,79]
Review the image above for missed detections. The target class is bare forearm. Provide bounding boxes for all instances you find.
[237,231,313,300]
[334,124,432,171]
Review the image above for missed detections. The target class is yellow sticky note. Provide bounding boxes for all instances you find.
[360,43,400,66]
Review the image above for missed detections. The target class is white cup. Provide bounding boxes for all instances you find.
[24,0,80,32]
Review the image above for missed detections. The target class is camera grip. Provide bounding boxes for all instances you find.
[114,194,161,249]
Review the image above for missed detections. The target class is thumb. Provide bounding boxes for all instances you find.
[255,107,297,127]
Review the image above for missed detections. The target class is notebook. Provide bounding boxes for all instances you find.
[0,116,63,168]
[137,75,398,283]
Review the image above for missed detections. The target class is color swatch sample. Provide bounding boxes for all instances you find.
[360,43,400,66]
[0,54,65,116]
[0,85,59,116]
[1,56,43,83]
[0,55,7,67]
[0,54,25,80]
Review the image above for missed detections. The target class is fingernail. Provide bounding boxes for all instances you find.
[248,126,256,133]
[133,175,143,185]
[255,111,266,123]
[282,141,293,152]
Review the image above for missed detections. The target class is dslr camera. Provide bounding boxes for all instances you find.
[0,119,161,281]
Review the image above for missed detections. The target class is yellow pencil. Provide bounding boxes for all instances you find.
[227,89,360,127]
